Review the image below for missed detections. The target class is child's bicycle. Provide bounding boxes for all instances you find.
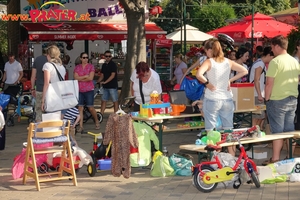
[192,126,261,193]
[86,131,111,177]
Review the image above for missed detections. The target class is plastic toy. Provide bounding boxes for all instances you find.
[192,126,261,193]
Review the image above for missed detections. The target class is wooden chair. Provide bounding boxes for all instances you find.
[23,120,77,191]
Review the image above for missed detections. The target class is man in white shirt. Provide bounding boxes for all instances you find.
[1,52,23,90]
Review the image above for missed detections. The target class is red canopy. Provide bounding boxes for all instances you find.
[208,13,296,42]
[21,22,166,42]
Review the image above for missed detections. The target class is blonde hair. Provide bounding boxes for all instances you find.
[175,53,186,63]
[47,45,62,65]
[205,39,224,62]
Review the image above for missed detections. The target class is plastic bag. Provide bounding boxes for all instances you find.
[0,93,10,109]
[180,77,204,101]
[150,154,174,177]
[207,130,221,145]
[169,153,193,176]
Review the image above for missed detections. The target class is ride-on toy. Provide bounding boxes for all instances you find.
[192,126,261,193]
[86,131,112,177]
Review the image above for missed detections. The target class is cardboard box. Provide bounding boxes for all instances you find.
[257,166,274,182]
[246,149,267,159]
[231,83,255,110]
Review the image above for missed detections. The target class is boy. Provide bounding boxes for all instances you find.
[63,107,80,146]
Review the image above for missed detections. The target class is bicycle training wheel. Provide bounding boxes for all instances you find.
[193,165,218,193]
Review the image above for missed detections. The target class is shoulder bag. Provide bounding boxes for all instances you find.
[44,63,79,112]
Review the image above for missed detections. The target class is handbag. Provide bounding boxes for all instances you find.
[180,77,205,101]
[44,63,79,112]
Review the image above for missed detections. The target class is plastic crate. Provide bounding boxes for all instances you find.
[97,159,111,170]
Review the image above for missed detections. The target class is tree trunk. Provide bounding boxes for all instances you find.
[118,0,146,105]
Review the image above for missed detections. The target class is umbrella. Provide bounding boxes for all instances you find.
[208,13,296,42]
[167,24,214,44]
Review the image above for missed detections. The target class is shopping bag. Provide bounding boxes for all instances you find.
[150,154,174,177]
[180,77,205,101]
[169,153,193,176]
[44,80,79,112]
[0,93,11,109]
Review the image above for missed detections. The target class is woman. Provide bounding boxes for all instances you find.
[170,53,187,85]
[130,61,162,111]
[232,47,249,82]
[196,38,248,156]
[249,47,274,128]
[41,45,66,116]
[74,52,100,132]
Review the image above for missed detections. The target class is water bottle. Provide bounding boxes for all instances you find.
[162,146,169,157]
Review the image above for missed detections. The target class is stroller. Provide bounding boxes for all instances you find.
[6,94,36,127]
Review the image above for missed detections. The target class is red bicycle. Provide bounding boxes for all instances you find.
[192,126,261,193]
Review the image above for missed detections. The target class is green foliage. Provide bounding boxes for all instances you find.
[192,2,236,32]
[0,21,7,53]
[287,25,300,55]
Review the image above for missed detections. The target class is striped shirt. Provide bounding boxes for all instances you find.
[63,107,79,125]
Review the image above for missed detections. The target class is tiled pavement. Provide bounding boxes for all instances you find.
[1,108,300,200]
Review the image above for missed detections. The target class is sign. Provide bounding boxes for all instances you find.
[20,0,143,22]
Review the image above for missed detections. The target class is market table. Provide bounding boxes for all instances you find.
[179,133,295,162]
[131,108,260,151]
[275,131,300,159]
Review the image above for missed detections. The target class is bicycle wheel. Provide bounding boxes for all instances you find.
[193,165,218,193]
[248,163,260,188]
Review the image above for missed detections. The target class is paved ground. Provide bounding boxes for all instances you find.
[1,108,300,199]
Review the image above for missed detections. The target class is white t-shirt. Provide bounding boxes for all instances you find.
[249,59,265,97]
[130,68,162,105]
[42,62,66,83]
[4,60,23,84]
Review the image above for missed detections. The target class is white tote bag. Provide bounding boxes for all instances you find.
[44,63,79,112]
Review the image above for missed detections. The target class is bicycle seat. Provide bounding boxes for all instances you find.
[204,144,222,151]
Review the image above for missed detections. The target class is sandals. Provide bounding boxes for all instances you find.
[76,127,85,134]
[95,123,100,130]
[261,157,280,166]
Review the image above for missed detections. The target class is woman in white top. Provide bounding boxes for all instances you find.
[248,46,274,129]
[42,45,66,114]
[130,61,162,111]
[196,38,248,156]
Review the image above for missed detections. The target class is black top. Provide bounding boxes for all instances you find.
[101,60,118,88]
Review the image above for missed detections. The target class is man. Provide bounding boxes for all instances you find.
[97,50,119,113]
[263,35,300,165]
[30,48,48,122]
[1,52,23,90]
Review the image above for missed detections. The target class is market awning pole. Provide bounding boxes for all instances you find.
[251,4,254,66]
[183,0,187,55]
[181,0,183,54]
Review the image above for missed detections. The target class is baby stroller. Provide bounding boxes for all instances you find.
[6,94,36,126]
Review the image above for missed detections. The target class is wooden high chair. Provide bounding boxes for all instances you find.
[22,120,77,191]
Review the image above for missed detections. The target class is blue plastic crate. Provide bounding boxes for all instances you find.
[97,159,111,170]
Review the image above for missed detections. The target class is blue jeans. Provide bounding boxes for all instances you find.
[102,88,118,102]
[78,90,95,107]
[266,96,297,134]
[202,98,234,131]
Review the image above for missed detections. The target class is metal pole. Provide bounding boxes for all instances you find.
[251,4,254,66]
[181,0,183,54]
[183,0,187,55]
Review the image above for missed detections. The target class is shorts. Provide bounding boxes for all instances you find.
[202,98,234,131]
[266,96,297,134]
[78,90,95,107]
[102,88,118,102]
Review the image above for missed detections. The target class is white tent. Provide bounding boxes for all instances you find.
[166,25,214,44]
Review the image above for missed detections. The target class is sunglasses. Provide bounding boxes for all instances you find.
[82,57,88,59]
[105,55,112,58]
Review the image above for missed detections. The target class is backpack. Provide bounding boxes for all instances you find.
[150,154,174,177]
[247,59,266,83]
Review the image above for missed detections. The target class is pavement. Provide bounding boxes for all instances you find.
[1,107,300,200]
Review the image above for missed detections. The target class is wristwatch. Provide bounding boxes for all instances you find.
[204,80,209,85]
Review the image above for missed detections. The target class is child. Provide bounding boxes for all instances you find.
[63,107,80,146]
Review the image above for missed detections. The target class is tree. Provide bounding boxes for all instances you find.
[287,24,300,55]
[118,0,147,103]
[191,2,236,32]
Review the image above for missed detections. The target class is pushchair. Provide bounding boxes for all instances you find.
[6,94,36,126]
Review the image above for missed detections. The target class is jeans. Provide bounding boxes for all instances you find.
[102,88,118,102]
[266,96,297,134]
[78,90,95,107]
[202,98,234,131]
